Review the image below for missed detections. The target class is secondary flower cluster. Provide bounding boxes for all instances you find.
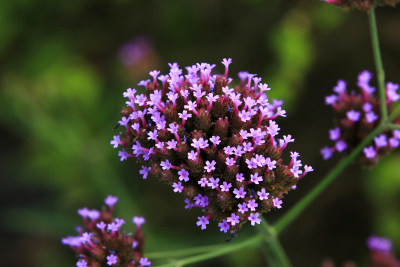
[321,70,400,166]
[111,58,312,233]
[62,196,151,267]
[367,235,400,266]
[323,0,400,11]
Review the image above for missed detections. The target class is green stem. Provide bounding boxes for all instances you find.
[154,235,264,267]
[386,123,400,131]
[369,7,387,121]
[259,220,292,267]
[388,104,400,122]
[274,124,386,233]
[147,243,225,259]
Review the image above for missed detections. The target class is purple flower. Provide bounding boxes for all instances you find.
[106,254,118,266]
[139,257,152,266]
[389,137,399,148]
[119,116,130,126]
[107,222,120,232]
[257,188,269,200]
[220,181,232,192]
[335,140,347,152]
[104,195,118,207]
[333,80,347,94]
[139,166,151,179]
[250,173,263,184]
[110,135,121,148]
[119,36,154,67]
[62,236,82,247]
[133,216,146,227]
[272,198,282,209]
[87,209,100,221]
[178,110,192,120]
[123,88,137,99]
[248,212,262,226]
[238,202,248,214]
[160,160,172,170]
[247,199,258,211]
[233,186,246,199]
[208,177,220,189]
[196,216,209,230]
[346,110,361,122]
[204,160,216,173]
[267,120,280,137]
[198,177,208,187]
[320,146,333,160]
[265,158,277,171]
[178,169,190,182]
[236,173,245,182]
[167,139,178,150]
[173,182,184,193]
[96,221,107,230]
[77,207,90,218]
[167,123,179,134]
[118,149,128,161]
[329,128,341,141]
[367,235,392,252]
[364,146,376,158]
[184,198,193,209]
[188,150,198,161]
[227,213,240,226]
[225,157,235,167]
[366,111,378,123]
[387,82,400,102]
[76,259,87,267]
[135,94,148,106]
[374,134,388,148]
[115,218,126,227]
[325,95,338,105]
[218,219,230,233]
[363,102,373,112]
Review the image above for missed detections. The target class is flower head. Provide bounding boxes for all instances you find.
[366,235,400,266]
[322,0,400,11]
[63,196,150,267]
[322,71,400,166]
[112,59,311,233]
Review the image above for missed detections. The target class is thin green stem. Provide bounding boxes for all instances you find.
[369,7,387,121]
[147,243,225,259]
[274,124,386,233]
[386,123,400,131]
[259,220,292,267]
[388,104,400,122]
[154,234,264,267]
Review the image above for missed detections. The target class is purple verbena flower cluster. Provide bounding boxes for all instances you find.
[112,58,313,233]
[367,235,400,266]
[368,235,392,253]
[322,0,400,11]
[62,195,151,267]
[321,70,400,166]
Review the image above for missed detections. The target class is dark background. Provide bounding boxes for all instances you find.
[1,0,400,266]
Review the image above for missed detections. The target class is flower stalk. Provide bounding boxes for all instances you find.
[369,6,387,121]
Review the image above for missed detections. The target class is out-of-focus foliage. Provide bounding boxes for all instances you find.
[0,0,399,266]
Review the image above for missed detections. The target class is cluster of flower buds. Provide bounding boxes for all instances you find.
[321,70,400,166]
[367,235,400,266]
[322,0,400,11]
[62,195,151,267]
[111,58,312,233]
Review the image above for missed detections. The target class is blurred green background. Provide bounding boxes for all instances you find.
[1,0,400,266]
